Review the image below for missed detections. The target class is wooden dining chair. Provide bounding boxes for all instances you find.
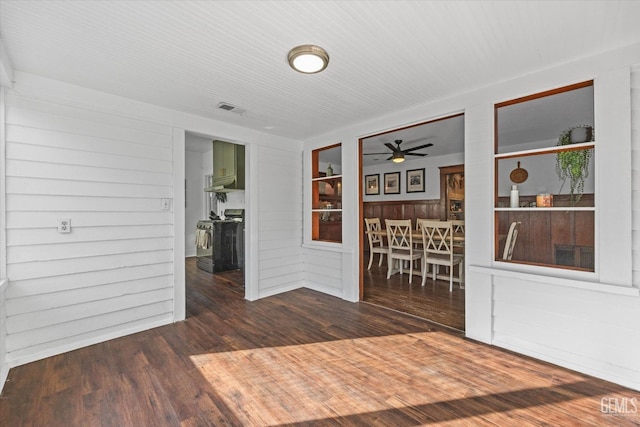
[451,219,465,234]
[415,218,439,250]
[364,218,388,270]
[419,219,464,292]
[451,219,465,252]
[502,221,521,260]
[385,219,422,284]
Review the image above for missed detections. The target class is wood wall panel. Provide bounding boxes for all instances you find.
[529,211,551,264]
[364,199,441,228]
[364,200,441,251]
[496,194,594,268]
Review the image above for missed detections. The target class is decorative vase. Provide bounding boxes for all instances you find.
[569,126,592,143]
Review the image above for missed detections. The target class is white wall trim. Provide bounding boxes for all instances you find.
[257,283,303,300]
[172,128,186,322]
[5,315,173,370]
[470,265,640,296]
[492,338,640,392]
[301,243,353,253]
[0,87,6,280]
[0,278,8,395]
[244,142,259,301]
[303,283,344,299]
[0,363,8,395]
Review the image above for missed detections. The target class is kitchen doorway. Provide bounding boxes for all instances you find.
[184,132,247,305]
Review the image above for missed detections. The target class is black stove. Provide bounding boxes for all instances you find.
[196,209,244,273]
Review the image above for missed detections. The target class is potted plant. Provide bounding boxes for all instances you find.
[214,191,227,203]
[555,125,594,205]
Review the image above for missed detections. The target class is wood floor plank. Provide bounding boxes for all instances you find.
[363,259,465,331]
[0,257,638,426]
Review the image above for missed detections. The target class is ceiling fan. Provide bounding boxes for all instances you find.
[364,139,433,163]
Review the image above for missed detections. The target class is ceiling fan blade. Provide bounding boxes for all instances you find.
[405,152,428,156]
[364,152,391,155]
[386,155,394,161]
[384,142,399,152]
[403,143,433,153]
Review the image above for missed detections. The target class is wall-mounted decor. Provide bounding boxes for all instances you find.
[364,174,380,195]
[406,168,425,193]
[384,172,401,194]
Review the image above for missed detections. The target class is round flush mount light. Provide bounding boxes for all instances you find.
[288,44,329,74]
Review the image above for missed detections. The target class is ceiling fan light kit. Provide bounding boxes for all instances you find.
[392,152,405,163]
[365,139,433,163]
[288,44,329,74]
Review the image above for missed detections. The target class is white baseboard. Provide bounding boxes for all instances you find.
[303,282,344,299]
[0,363,9,395]
[6,315,173,370]
[256,283,302,300]
[493,338,640,392]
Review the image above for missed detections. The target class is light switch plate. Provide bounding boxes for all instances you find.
[58,218,71,233]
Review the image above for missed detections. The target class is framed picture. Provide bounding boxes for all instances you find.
[364,174,380,195]
[384,172,401,194]
[406,168,425,193]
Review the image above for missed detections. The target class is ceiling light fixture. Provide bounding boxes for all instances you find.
[391,152,405,163]
[288,44,329,74]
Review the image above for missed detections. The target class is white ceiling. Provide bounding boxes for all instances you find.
[1,1,639,151]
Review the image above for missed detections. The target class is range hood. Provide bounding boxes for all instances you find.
[205,176,237,193]
[204,140,245,192]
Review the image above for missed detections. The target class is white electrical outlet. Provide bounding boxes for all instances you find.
[161,198,171,210]
[58,218,71,233]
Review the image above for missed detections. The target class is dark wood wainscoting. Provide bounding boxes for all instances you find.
[363,199,442,250]
[364,199,442,225]
[496,194,594,269]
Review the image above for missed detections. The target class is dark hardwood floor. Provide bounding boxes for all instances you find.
[1,257,638,426]
[363,253,465,331]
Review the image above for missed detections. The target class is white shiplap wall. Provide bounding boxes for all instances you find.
[254,145,304,298]
[303,247,344,298]
[4,93,175,364]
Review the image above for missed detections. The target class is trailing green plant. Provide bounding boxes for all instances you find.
[555,125,594,205]
[214,191,227,203]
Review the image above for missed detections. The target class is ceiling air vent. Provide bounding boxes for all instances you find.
[217,102,246,115]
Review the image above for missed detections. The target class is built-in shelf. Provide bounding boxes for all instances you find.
[312,174,342,181]
[495,141,595,159]
[312,145,342,243]
[495,207,595,212]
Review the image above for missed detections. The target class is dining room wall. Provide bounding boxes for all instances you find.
[362,152,463,202]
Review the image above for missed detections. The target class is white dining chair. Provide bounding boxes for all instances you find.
[385,219,422,284]
[364,218,388,270]
[419,219,464,292]
[451,219,465,252]
[502,221,521,260]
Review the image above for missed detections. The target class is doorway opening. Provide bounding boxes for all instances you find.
[359,114,465,331]
[184,132,247,317]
